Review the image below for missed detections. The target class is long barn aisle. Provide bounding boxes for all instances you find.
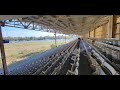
[78,40,93,75]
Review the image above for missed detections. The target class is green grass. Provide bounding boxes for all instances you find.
[0,41,65,68]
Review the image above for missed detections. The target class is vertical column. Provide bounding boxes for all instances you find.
[102,24,104,39]
[117,24,120,40]
[102,25,106,56]
[108,15,117,62]
[101,24,104,44]
[112,15,117,38]
[118,23,120,60]
[108,15,117,38]
[108,16,112,39]
[65,34,66,44]
[119,23,120,39]
[54,32,57,47]
[87,32,88,38]
[93,28,95,39]
[89,31,90,38]
[0,22,8,75]
[107,17,111,58]
[94,28,95,38]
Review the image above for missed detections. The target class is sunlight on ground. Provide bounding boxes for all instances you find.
[0,41,64,68]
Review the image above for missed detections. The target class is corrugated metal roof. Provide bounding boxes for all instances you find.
[0,15,109,35]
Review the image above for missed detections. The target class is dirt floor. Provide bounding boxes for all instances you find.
[0,41,64,68]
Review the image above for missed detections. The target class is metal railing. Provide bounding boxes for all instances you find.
[84,40,120,75]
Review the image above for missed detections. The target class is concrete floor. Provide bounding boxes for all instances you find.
[78,40,93,75]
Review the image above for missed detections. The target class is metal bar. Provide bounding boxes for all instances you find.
[33,21,35,30]
[65,34,66,44]
[25,21,32,29]
[34,23,39,30]
[0,23,8,75]
[85,40,120,73]
[14,19,15,27]
[17,19,25,27]
[5,25,39,31]
[54,32,57,47]
[17,19,29,29]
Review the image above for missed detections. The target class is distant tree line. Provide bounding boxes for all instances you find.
[3,35,71,41]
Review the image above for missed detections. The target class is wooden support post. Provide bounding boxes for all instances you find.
[93,29,96,39]
[118,23,120,46]
[89,31,90,38]
[101,23,106,56]
[102,25,104,39]
[93,28,95,39]
[112,15,117,38]
[87,32,88,38]
[101,24,105,43]
[108,16,113,38]
[0,23,8,75]
[108,15,117,38]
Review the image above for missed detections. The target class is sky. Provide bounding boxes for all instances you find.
[1,26,66,37]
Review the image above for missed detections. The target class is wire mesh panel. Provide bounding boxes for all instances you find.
[0,23,74,75]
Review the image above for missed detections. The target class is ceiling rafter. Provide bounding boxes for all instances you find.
[0,15,111,35]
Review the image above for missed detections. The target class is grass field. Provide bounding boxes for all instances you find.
[0,41,64,68]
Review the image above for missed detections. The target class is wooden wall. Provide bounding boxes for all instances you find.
[103,22,108,38]
[95,26,102,39]
[115,16,120,38]
[90,30,94,38]
[84,15,120,39]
